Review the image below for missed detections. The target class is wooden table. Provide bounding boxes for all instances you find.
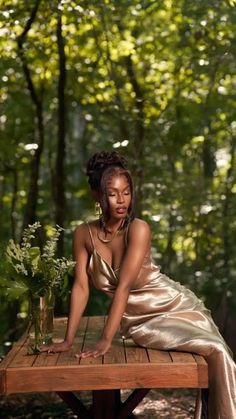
[0,316,208,418]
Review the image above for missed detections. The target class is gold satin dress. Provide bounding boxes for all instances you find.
[86,223,236,419]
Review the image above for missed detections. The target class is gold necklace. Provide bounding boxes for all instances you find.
[97,220,124,244]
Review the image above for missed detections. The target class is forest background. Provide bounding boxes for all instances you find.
[0,0,236,358]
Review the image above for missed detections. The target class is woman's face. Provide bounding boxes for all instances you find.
[105,174,132,221]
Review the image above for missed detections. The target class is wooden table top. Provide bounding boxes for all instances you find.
[0,316,208,395]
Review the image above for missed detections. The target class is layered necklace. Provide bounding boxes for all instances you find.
[97,219,125,244]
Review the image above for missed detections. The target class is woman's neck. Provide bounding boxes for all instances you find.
[101,218,125,234]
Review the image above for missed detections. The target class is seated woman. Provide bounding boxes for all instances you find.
[41,151,236,419]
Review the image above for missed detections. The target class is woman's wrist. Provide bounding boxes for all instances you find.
[64,338,73,347]
[101,332,113,343]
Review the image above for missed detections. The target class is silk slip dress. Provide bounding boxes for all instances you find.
[86,222,236,419]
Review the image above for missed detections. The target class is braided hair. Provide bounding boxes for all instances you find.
[86,151,135,227]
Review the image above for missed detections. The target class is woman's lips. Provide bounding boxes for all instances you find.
[116,208,127,214]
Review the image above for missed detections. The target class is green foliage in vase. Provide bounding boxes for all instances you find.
[0,222,76,299]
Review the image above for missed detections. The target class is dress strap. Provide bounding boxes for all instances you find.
[86,222,95,249]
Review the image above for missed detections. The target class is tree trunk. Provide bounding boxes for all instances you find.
[98,9,131,142]
[10,168,18,240]
[124,54,145,217]
[55,7,67,257]
[17,0,44,232]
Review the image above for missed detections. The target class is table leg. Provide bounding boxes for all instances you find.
[57,388,150,419]
[117,389,150,419]
[57,391,92,419]
[201,388,209,419]
[92,389,121,419]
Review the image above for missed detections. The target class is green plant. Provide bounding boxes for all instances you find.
[0,222,75,299]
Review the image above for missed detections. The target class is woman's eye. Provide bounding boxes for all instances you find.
[108,191,130,196]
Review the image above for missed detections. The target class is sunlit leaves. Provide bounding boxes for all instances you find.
[0,0,236,321]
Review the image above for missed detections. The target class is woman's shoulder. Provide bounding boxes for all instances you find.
[128,218,151,237]
[73,220,98,236]
[129,217,150,228]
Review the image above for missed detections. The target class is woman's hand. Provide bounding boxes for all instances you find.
[76,338,111,359]
[40,340,71,354]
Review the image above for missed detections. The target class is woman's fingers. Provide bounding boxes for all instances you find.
[40,342,106,357]
[41,346,56,353]
[74,338,111,359]
[39,342,70,353]
[75,350,95,358]
[40,344,51,352]
[75,349,104,359]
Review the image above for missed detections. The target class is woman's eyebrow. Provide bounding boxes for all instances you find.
[107,186,130,191]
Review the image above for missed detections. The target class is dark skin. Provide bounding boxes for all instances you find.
[40,174,151,358]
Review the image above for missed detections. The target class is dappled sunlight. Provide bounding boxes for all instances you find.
[0,0,236,361]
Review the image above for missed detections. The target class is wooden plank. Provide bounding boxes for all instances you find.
[9,343,36,368]
[124,339,149,363]
[75,316,89,337]
[53,317,68,336]
[2,318,67,370]
[169,352,208,388]
[80,316,105,366]
[0,369,6,395]
[104,334,126,364]
[193,354,208,366]
[5,362,208,393]
[57,317,88,366]
[0,330,28,369]
[193,354,209,389]
[56,339,81,366]
[33,317,70,366]
[169,351,196,363]
[33,352,60,367]
[1,317,209,396]
[147,349,172,363]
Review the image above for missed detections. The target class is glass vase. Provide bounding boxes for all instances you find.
[27,290,55,355]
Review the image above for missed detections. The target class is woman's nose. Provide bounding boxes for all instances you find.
[117,193,124,203]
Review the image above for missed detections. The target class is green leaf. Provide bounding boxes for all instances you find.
[28,247,42,275]
[0,276,27,298]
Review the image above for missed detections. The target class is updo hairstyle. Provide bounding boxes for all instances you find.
[86,151,135,226]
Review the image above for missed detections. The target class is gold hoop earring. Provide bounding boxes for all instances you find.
[95,202,102,216]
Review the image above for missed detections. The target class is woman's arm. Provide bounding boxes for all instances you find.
[40,224,90,353]
[79,219,150,358]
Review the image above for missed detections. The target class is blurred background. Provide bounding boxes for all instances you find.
[0,0,236,357]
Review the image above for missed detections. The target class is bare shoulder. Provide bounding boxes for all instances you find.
[73,222,91,243]
[128,218,151,240]
[74,222,87,236]
[73,220,99,249]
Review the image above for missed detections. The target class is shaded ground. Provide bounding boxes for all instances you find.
[0,389,197,418]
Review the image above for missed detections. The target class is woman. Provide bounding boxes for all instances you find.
[41,151,236,418]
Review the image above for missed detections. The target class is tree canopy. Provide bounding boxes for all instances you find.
[1,0,236,353]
